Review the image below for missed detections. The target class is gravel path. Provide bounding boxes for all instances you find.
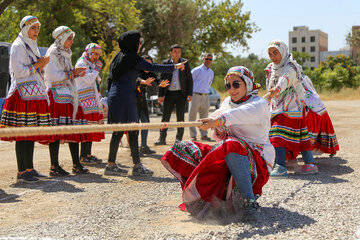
[0,100,359,239]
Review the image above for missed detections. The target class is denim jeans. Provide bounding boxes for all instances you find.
[225,153,255,200]
[275,147,315,167]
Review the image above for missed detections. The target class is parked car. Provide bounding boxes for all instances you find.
[209,87,221,109]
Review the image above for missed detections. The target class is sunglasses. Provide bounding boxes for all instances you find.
[225,80,243,90]
[205,58,213,61]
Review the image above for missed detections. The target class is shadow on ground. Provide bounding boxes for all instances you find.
[0,189,20,203]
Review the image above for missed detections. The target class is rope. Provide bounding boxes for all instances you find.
[0,121,203,138]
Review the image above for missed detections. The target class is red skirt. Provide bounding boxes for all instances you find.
[161,137,270,218]
[48,90,88,142]
[306,109,339,155]
[269,113,311,158]
[0,91,54,143]
[81,111,105,142]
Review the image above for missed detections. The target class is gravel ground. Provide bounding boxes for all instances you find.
[0,100,359,240]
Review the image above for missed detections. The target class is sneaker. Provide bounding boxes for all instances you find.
[154,139,166,145]
[72,164,89,174]
[28,169,47,178]
[270,164,288,177]
[104,164,128,176]
[90,156,102,164]
[17,171,39,183]
[295,164,318,175]
[200,136,212,141]
[243,198,259,222]
[139,145,156,155]
[132,163,154,177]
[80,156,98,165]
[50,165,70,177]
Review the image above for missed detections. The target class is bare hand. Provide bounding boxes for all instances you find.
[73,67,86,77]
[159,80,170,88]
[198,118,219,131]
[34,56,50,69]
[187,95,192,102]
[143,77,155,86]
[268,88,280,98]
[174,60,188,71]
[158,96,164,105]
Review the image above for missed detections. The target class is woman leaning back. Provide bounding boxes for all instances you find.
[0,16,52,183]
[266,40,318,177]
[161,66,275,222]
[44,26,89,176]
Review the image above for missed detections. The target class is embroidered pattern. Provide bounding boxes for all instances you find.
[50,88,73,104]
[169,141,203,167]
[17,80,47,101]
[269,124,310,143]
[0,110,51,127]
[28,64,36,75]
[78,88,101,115]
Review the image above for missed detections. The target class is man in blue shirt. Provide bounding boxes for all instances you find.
[188,53,214,141]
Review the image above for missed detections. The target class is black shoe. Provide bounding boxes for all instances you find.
[200,136,212,141]
[50,165,70,177]
[17,172,39,183]
[190,137,197,141]
[140,145,156,155]
[132,163,154,176]
[243,198,259,222]
[72,164,89,174]
[80,156,98,165]
[29,169,47,178]
[89,155,102,163]
[154,139,166,145]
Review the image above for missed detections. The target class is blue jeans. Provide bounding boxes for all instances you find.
[275,147,315,167]
[225,153,255,200]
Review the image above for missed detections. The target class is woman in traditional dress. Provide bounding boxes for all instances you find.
[44,26,89,176]
[161,66,275,222]
[0,16,52,183]
[266,40,317,176]
[75,43,105,165]
[105,30,187,176]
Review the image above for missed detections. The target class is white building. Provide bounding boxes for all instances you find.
[289,26,328,69]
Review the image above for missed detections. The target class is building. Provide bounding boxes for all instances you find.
[289,26,328,69]
[351,25,360,64]
[320,49,351,63]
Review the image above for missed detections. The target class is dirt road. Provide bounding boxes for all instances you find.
[0,101,359,239]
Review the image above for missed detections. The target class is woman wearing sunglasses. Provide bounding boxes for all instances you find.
[161,66,275,222]
[266,40,317,177]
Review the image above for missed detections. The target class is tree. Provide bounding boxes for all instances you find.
[0,0,15,16]
[136,0,258,64]
[292,51,311,67]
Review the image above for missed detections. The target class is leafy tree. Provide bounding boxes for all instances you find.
[292,51,311,67]
[137,0,258,64]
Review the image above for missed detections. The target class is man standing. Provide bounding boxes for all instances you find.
[155,44,193,145]
[188,53,214,141]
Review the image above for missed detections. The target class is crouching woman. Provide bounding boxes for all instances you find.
[161,66,275,222]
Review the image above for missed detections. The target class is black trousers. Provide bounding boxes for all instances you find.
[15,141,34,172]
[81,142,92,157]
[159,90,187,141]
[108,131,140,165]
[49,140,80,167]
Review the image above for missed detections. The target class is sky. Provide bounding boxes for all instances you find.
[228,0,360,59]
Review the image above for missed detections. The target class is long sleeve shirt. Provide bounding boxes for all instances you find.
[191,64,214,94]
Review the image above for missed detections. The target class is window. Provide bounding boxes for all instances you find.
[310,36,315,42]
[292,37,297,43]
[310,46,316,52]
[301,37,306,43]
[311,67,315,70]
[302,47,306,52]
[311,56,315,62]
[292,47,297,52]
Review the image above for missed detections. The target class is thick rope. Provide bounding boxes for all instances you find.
[0,121,203,138]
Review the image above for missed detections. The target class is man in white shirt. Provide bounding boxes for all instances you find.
[189,53,214,141]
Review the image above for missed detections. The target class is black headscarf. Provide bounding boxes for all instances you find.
[108,30,143,89]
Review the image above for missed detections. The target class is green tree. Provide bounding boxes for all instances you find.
[292,51,311,67]
[137,0,258,64]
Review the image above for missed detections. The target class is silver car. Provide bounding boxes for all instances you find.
[209,87,221,109]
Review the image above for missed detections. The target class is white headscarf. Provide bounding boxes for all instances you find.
[267,40,302,88]
[19,16,41,59]
[224,66,261,96]
[46,26,78,120]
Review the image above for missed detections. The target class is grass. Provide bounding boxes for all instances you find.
[218,88,360,101]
